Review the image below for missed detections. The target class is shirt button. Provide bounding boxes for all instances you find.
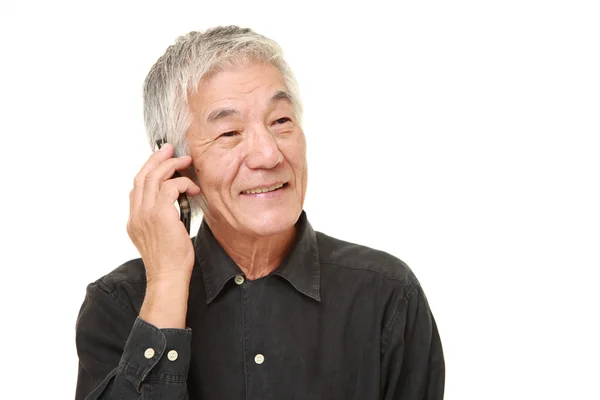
[254,353,265,364]
[144,348,155,359]
[234,275,245,285]
[167,350,178,361]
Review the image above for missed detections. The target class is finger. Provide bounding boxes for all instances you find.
[156,177,202,206]
[141,155,194,208]
[133,143,175,188]
[130,143,176,211]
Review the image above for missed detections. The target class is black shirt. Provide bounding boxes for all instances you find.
[75,211,445,399]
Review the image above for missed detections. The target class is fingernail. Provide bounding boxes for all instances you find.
[161,143,171,151]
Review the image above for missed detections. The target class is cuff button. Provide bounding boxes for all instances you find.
[144,348,155,359]
[167,350,179,361]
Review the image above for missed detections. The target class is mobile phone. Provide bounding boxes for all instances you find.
[155,139,191,234]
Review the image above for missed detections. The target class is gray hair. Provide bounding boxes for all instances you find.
[142,26,303,158]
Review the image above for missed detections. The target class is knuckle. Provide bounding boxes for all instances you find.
[160,178,176,191]
[133,176,144,188]
[126,217,139,236]
[139,203,154,217]
[164,180,184,197]
[126,220,134,235]
[146,210,160,224]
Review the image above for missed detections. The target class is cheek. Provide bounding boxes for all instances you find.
[195,149,246,192]
[280,135,307,171]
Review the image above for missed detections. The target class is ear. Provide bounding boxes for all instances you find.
[179,163,201,187]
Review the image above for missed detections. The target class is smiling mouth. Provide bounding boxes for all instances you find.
[241,183,288,195]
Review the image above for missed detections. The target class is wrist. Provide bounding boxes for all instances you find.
[141,277,191,329]
[146,272,192,291]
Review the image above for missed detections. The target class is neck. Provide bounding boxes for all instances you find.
[206,219,297,280]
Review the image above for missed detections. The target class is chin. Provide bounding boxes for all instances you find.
[236,207,301,237]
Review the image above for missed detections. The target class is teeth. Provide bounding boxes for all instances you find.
[243,183,284,194]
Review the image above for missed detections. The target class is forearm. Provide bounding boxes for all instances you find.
[140,274,191,329]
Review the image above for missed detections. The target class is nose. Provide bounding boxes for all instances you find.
[244,125,283,170]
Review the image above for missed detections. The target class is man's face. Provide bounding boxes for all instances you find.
[186,62,307,237]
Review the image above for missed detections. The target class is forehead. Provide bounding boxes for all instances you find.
[189,63,289,116]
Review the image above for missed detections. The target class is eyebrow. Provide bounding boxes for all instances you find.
[207,108,240,123]
[206,91,294,123]
[270,90,293,104]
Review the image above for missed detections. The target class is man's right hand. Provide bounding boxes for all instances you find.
[126,143,201,328]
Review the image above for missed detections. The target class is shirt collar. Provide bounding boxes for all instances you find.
[193,211,321,304]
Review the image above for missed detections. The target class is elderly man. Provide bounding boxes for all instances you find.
[75,26,445,399]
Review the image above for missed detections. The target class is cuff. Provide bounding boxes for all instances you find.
[119,317,192,386]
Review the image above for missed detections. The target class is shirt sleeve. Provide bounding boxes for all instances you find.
[380,283,445,400]
[75,280,192,400]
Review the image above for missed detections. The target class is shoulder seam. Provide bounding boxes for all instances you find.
[320,261,413,285]
[94,279,140,314]
[381,279,421,347]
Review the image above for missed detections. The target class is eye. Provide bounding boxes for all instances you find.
[219,131,239,138]
[274,117,291,125]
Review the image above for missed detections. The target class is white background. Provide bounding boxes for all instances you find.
[1,0,599,398]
